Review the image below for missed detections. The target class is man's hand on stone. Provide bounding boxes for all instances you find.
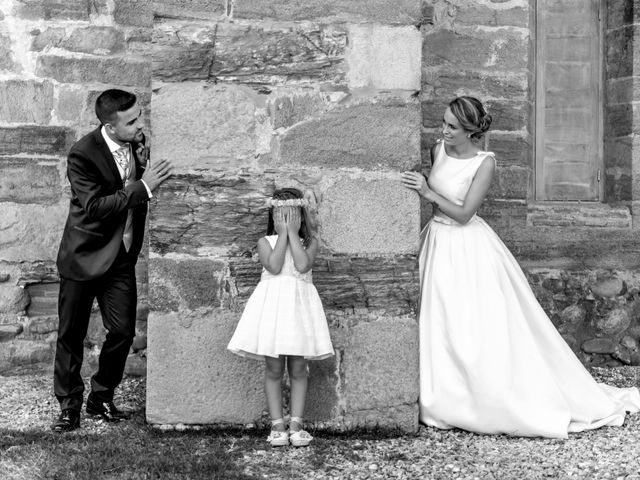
[142,158,173,192]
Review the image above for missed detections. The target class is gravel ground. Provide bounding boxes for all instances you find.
[1,365,639,479]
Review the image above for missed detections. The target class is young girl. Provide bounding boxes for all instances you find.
[227,187,334,447]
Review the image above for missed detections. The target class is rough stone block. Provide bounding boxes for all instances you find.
[0,339,52,372]
[124,353,146,377]
[232,0,422,24]
[150,173,271,257]
[0,34,16,71]
[13,0,108,20]
[0,126,75,156]
[269,91,326,130]
[149,256,229,312]
[0,80,54,123]
[488,134,532,168]
[607,1,639,29]
[346,25,421,90]
[114,0,153,27]
[605,77,640,105]
[30,27,65,51]
[0,324,23,340]
[319,177,420,255]
[24,282,58,317]
[488,165,529,200]
[606,104,634,137]
[26,316,58,335]
[422,69,528,102]
[62,27,126,55]
[153,0,225,20]
[342,316,419,411]
[36,55,150,87]
[146,310,265,424]
[0,158,61,204]
[152,83,256,170]
[0,203,67,262]
[305,356,340,420]
[278,102,421,171]
[454,4,528,27]
[55,86,87,123]
[152,22,346,84]
[0,285,29,314]
[342,403,419,432]
[605,26,636,80]
[526,204,632,229]
[423,29,528,71]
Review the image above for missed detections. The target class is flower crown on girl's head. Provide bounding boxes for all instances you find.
[266,198,309,208]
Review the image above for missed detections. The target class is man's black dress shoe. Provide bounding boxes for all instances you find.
[86,395,127,422]
[51,409,80,432]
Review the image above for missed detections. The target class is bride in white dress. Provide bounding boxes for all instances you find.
[401,96,640,438]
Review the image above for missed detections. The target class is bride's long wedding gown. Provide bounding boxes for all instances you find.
[419,141,640,438]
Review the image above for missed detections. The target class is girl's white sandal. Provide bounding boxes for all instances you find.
[266,419,289,447]
[289,416,313,447]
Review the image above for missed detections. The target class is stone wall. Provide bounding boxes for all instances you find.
[146,0,424,431]
[0,0,150,374]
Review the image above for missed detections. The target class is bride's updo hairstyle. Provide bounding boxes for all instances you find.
[266,187,313,247]
[449,96,492,140]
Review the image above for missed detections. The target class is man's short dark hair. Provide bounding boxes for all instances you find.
[95,89,137,125]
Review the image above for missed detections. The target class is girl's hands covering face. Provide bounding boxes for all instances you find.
[273,208,287,235]
[287,207,301,235]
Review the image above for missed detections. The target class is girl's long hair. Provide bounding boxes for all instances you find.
[266,188,314,247]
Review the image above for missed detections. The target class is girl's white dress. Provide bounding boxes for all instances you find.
[419,141,640,438]
[228,235,334,360]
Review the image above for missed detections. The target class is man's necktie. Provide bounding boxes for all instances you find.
[113,145,133,251]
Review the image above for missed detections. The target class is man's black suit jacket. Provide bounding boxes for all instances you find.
[56,127,149,281]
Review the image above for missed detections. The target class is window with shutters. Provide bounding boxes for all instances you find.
[535,0,603,201]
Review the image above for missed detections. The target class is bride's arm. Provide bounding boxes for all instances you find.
[401,155,495,225]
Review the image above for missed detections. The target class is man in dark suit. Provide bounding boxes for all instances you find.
[52,89,172,432]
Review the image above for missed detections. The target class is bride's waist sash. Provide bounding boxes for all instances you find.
[431,213,479,226]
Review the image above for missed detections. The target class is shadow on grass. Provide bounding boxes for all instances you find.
[0,415,263,480]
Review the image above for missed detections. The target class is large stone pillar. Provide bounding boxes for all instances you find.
[146,1,423,430]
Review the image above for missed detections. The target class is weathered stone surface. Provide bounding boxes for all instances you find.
[152,22,346,84]
[591,277,626,297]
[422,69,528,101]
[606,104,634,137]
[527,204,632,229]
[486,134,531,168]
[0,34,14,70]
[55,86,87,123]
[0,203,67,262]
[487,166,529,200]
[557,304,587,334]
[233,0,422,24]
[621,335,639,352]
[0,158,61,204]
[0,126,75,156]
[30,27,65,51]
[582,337,617,355]
[13,0,108,20]
[269,91,326,130]
[603,136,632,203]
[341,403,419,432]
[146,310,265,424]
[0,274,9,283]
[0,285,29,314]
[152,83,256,171]
[0,339,52,372]
[0,80,54,123]
[455,4,528,27]
[150,174,272,257]
[124,353,146,377]
[605,77,640,105]
[24,282,58,317]
[231,254,419,315]
[346,25,421,90]
[132,334,147,352]
[319,177,420,255]
[114,0,152,27]
[306,356,340,420]
[278,103,421,170]
[0,324,23,340]
[423,29,527,70]
[477,199,527,230]
[342,316,419,411]
[153,0,225,20]
[36,55,150,86]
[607,0,640,28]
[605,26,638,80]
[594,308,632,336]
[63,27,126,55]
[26,316,57,335]
[149,256,229,312]
[613,346,632,365]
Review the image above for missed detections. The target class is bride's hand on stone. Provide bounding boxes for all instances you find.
[401,171,431,199]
